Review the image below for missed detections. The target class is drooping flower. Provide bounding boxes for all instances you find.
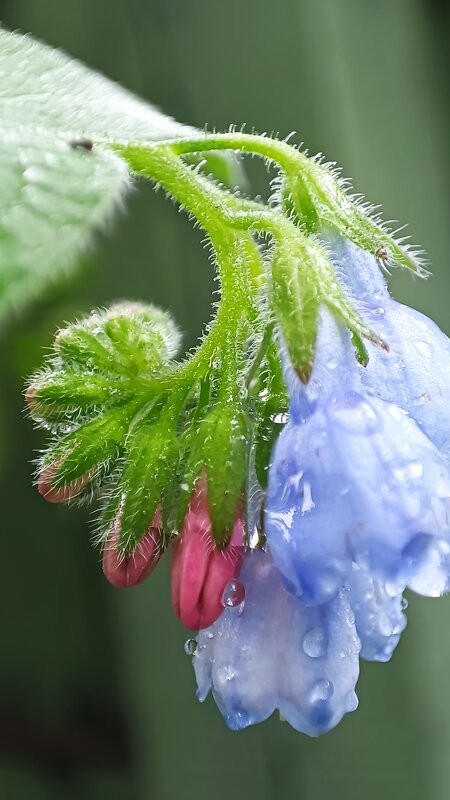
[328,236,450,462]
[171,475,245,630]
[265,308,450,607]
[194,547,360,735]
[188,240,450,735]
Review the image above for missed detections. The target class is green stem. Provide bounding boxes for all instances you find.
[114,143,266,388]
[166,132,307,175]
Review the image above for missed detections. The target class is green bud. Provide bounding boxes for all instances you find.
[55,302,181,376]
[102,302,181,370]
[38,404,134,501]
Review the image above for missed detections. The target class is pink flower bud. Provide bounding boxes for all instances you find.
[102,508,162,588]
[171,477,245,630]
[37,462,92,503]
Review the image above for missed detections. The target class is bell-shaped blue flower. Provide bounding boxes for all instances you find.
[265,310,450,606]
[327,235,450,463]
[193,548,360,736]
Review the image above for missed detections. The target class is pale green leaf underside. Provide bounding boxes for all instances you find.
[0,29,235,324]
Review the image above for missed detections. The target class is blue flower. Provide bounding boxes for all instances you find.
[193,548,360,736]
[192,239,450,735]
[265,309,450,606]
[328,236,450,463]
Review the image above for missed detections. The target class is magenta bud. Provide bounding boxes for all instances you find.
[171,476,245,631]
[37,463,92,503]
[102,509,163,588]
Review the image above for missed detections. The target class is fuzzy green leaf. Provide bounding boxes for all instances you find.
[0,29,239,325]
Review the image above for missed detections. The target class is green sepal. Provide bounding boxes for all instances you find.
[100,419,179,554]
[271,243,319,382]
[288,161,424,273]
[161,427,203,537]
[271,230,386,381]
[42,403,135,494]
[162,374,215,535]
[201,403,248,545]
[27,372,134,420]
[282,174,320,233]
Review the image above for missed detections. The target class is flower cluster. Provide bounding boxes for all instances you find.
[193,241,450,734]
[26,128,450,737]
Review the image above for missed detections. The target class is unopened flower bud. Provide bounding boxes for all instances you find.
[37,461,92,503]
[102,508,163,588]
[171,476,245,630]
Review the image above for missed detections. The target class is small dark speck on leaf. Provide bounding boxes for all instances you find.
[70,138,93,152]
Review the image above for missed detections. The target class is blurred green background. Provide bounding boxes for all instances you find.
[1,1,450,798]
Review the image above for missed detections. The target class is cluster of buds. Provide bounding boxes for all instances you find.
[27,302,248,631]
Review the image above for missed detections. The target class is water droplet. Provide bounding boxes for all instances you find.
[184,638,197,656]
[309,679,334,704]
[270,412,289,424]
[222,579,245,608]
[303,627,326,658]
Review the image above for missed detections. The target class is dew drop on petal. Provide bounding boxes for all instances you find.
[302,627,326,658]
[222,579,246,608]
[309,680,334,704]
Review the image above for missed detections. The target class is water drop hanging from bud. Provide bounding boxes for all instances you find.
[184,638,198,656]
[222,579,245,608]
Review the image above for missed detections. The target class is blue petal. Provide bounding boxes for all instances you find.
[193,549,360,736]
[348,564,407,662]
[266,320,450,603]
[328,236,450,463]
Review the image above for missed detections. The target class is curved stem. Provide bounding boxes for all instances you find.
[114,143,266,389]
[165,132,307,175]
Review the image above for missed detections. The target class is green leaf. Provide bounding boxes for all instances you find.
[0,29,239,326]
